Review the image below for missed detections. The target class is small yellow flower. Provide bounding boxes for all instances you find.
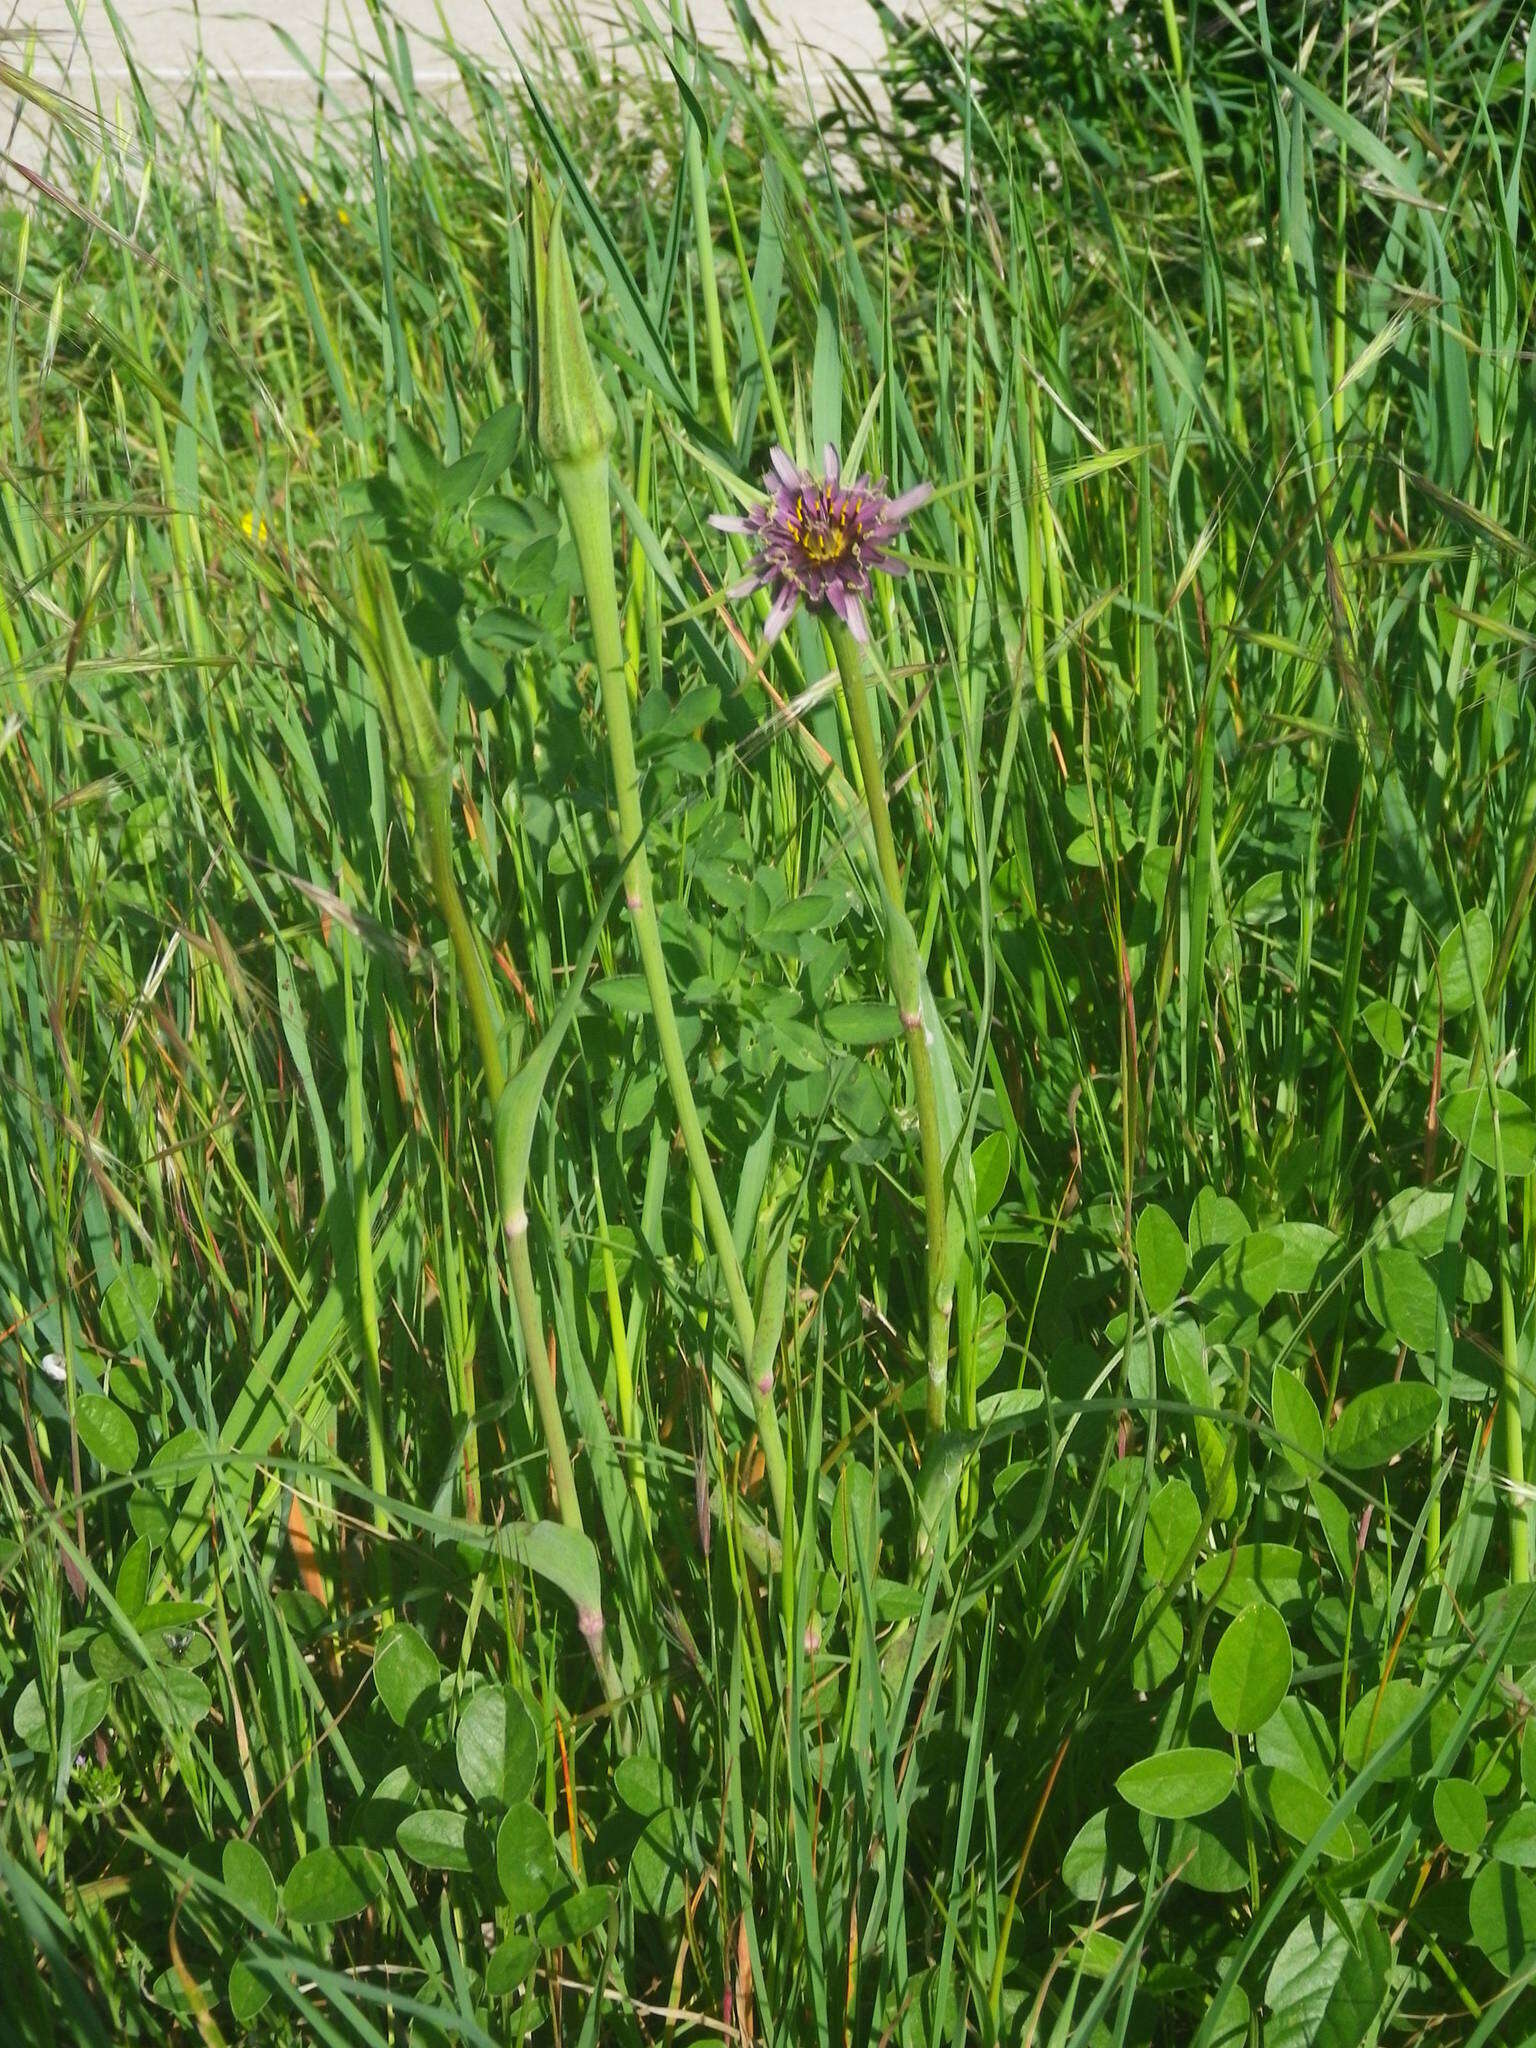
[337,207,350,227]
[240,510,268,546]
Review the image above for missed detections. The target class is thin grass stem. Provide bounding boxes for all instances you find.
[829,617,951,1435]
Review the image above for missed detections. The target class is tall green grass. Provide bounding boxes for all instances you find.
[3,1,1536,2040]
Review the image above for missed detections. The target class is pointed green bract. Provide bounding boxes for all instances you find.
[528,173,616,475]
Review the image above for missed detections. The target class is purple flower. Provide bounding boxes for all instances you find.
[711,444,931,645]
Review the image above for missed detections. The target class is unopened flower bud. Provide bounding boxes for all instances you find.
[347,535,449,792]
[527,172,615,476]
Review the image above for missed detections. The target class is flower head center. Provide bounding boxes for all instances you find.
[789,487,861,567]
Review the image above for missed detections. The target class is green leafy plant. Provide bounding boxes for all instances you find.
[4,0,1536,2042]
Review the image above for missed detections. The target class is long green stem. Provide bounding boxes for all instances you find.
[555,447,789,1533]
[1478,1074,1526,1590]
[419,775,590,1541]
[1498,1224,1526,1587]
[1458,881,1528,1588]
[418,768,623,1699]
[1160,0,1185,81]
[504,1210,583,1538]
[351,533,596,1578]
[594,1154,651,1537]
[342,929,391,1613]
[420,777,506,1103]
[417,778,496,1522]
[672,2,732,437]
[829,619,952,1433]
[508,1222,621,1702]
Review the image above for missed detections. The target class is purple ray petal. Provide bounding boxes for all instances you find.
[823,443,840,487]
[769,446,802,490]
[762,584,800,644]
[710,512,756,533]
[884,480,934,520]
[843,592,869,641]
